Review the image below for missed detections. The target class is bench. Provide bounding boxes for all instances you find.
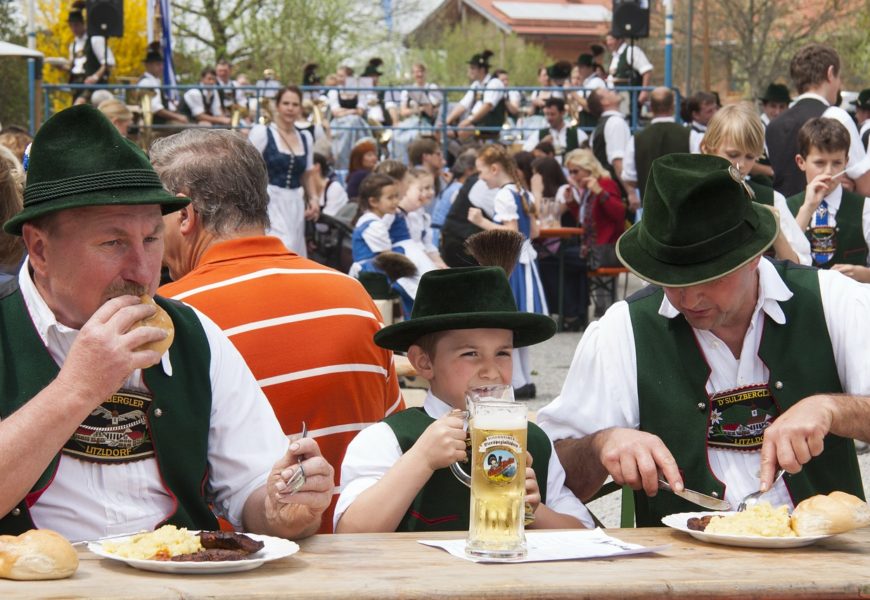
[588,267,630,305]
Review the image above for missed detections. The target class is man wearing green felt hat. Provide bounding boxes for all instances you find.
[538,153,870,526]
[335,266,595,533]
[0,105,333,541]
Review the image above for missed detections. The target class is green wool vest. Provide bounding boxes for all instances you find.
[384,407,550,532]
[633,122,690,196]
[0,282,217,535]
[627,260,862,527]
[475,83,507,132]
[614,49,642,86]
[537,126,581,155]
[786,190,868,267]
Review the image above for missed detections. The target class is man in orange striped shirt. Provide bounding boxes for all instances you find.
[152,129,404,533]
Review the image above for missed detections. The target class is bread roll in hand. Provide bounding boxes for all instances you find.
[0,529,79,580]
[132,294,174,355]
[792,491,870,536]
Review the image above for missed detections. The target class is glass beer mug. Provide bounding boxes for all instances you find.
[450,385,528,560]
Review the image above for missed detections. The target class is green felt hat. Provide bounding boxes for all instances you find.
[5,104,189,235]
[852,89,870,110]
[759,83,791,104]
[374,267,556,353]
[616,154,778,288]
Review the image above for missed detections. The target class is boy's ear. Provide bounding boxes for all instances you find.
[406,345,435,379]
[795,154,807,172]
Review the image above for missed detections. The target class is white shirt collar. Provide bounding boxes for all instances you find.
[650,116,676,123]
[657,258,793,326]
[18,257,173,375]
[795,92,830,107]
[423,391,462,418]
[602,109,624,118]
[821,184,844,211]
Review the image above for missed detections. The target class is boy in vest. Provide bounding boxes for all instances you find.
[334,267,594,532]
[538,153,870,526]
[787,117,870,282]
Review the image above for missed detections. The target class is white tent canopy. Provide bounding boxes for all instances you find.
[0,41,44,59]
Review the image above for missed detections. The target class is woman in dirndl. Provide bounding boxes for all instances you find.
[248,85,318,256]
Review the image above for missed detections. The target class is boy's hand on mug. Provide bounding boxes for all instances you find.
[408,411,467,473]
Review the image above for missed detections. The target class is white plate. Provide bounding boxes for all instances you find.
[661,511,832,549]
[88,532,299,574]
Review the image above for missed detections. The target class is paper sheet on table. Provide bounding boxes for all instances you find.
[419,528,668,563]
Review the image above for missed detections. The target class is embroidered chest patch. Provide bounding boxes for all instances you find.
[706,385,779,451]
[809,224,836,266]
[63,389,155,463]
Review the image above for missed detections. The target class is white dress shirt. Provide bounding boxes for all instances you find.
[607,43,653,87]
[522,122,590,154]
[11,259,289,542]
[794,93,869,180]
[591,110,631,165]
[458,75,505,117]
[335,392,594,529]
[537,258,870,510]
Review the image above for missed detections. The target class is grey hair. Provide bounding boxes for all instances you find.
[149,128,270,235]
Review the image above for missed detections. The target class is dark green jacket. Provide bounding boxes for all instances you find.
[384,407,551,532]
[627,260,863,526]
[0,281,217,535]
[633,121,690,196]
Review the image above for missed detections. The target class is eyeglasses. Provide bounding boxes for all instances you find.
[568,169,582,175]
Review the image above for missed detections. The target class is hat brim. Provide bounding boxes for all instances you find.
[615,202,778,288]
[4,187,189,235]
[374,311,556,353]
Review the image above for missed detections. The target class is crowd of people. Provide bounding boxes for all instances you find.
[1,21,870,551]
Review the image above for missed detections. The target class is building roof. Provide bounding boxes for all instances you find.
[408,0,612,43]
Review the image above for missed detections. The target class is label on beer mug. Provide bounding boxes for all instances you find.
[474,413,525,486]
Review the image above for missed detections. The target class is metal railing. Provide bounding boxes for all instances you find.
[42,82,682,153]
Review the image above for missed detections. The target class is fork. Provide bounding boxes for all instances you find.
[284,421,308,495]
[737,468,785,512]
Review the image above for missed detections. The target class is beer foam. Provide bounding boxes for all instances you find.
[472,413,526,430]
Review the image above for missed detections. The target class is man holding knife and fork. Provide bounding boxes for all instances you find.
[538,153,870,526]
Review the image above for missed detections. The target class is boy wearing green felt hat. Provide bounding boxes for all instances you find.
[0,104,333,541]
[334,266,594,532]
[538,153,870,527]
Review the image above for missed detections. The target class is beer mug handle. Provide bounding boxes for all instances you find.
[449,410,471,488]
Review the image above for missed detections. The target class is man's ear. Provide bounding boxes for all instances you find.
[177,203,198,236]
[21,223,47,276]
[795,154,807,172]
[406,345,434,379]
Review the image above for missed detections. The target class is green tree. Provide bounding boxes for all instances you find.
[407,20,551,101]
[0,0,30,129]
[831,0,870,92]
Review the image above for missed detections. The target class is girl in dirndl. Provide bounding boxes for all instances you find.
[248,85,317,256]
[468,145,548,399]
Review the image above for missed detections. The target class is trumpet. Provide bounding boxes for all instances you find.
[140,91,153,150]
[230,103,249,129]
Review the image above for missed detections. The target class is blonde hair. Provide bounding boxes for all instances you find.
[701,102,765,157]
[408,166,433,181]
[98,98,133,123]
[564,148,609,180]
[0,145,25,268]
[477,144,533,215]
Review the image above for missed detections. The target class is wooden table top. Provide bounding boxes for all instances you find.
[3,527,870,599]
[538,227,584,239]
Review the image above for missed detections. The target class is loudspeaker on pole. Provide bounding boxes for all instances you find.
[612,0,650,39]
[87,0,124,38]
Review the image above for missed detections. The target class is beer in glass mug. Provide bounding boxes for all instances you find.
[467,403,527,559]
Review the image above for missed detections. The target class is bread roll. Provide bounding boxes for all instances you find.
[791,491,870,536]
[0,529,78,580]
[132,294,174,355]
